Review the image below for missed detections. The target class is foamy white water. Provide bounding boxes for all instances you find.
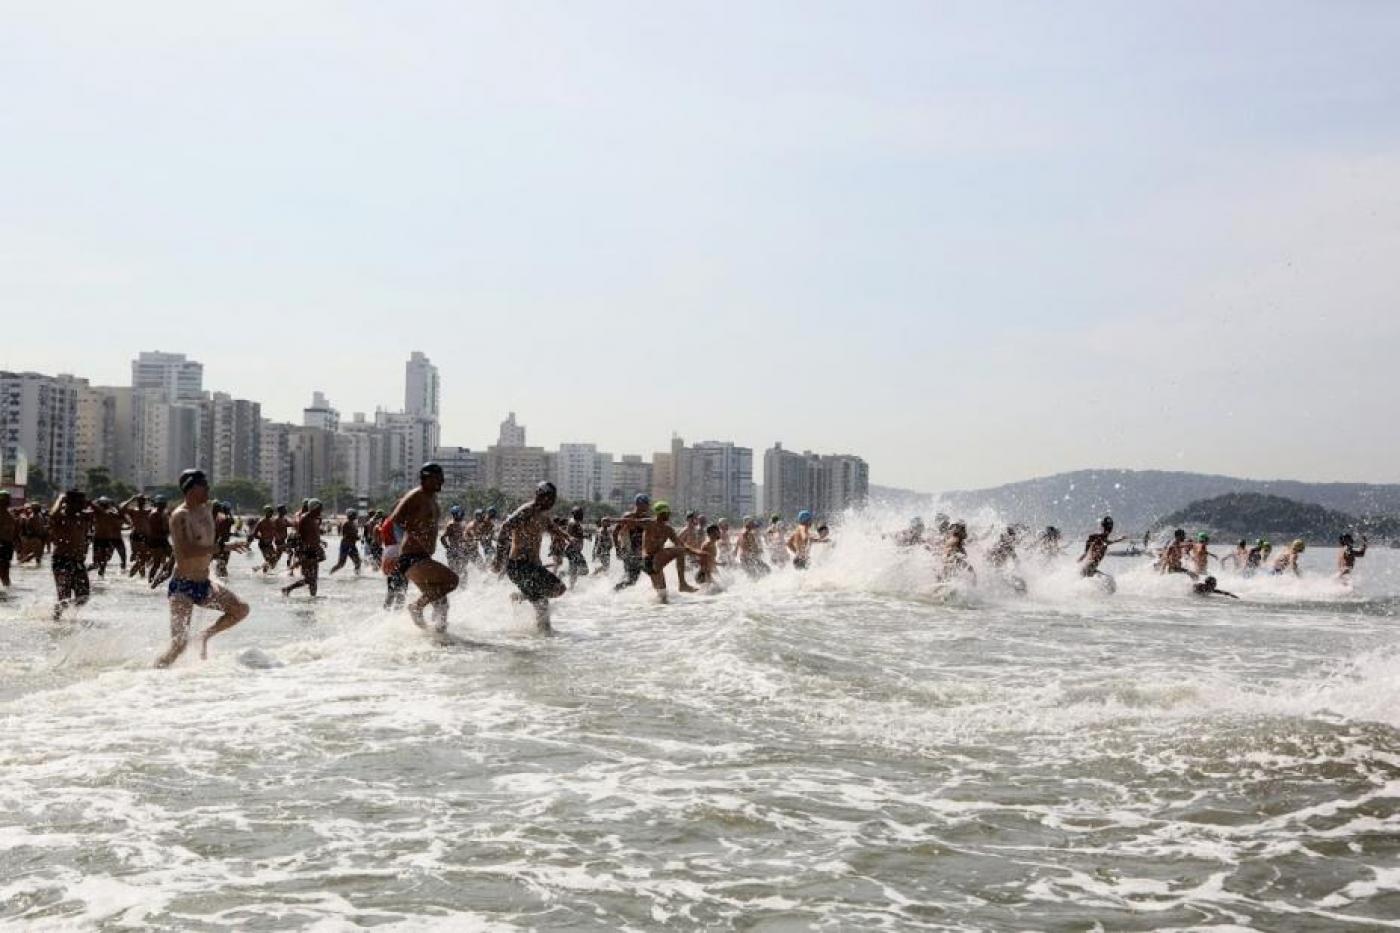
[2,515,1399,929]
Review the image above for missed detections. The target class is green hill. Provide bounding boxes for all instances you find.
[1155,492,1400,541]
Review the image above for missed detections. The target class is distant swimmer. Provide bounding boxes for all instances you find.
[89,497,126,576]
[1078,516,1124,590]
[272,504,292,567]
[1192,575,1239,599]
[156,469,250,668]
[1337,533,1368,582]
[816,523,831,545]
[695,524,723,590]
[1158,529,1197,580]
[249,506,279,572]
[122,494,153,577]
[592,515,614,572]
[893,517,925,548]
[786,511,824,570]
[1036,526,1064,562]
[716,519,734,566]
[735,517,770,579]
[329,508,363,575]
[17,503,48,567]
[281,499,324,599]
[766,515,790,568]
[441,505,471,580]
[492,482,570,630]
[363,510,385,571]
[1189,533,1218,577]
[478,507,499,563]
[1243,539,1271,577]
[384,463,460,631]
[146,496,175,587]
[563,506,590,588]
[1220,540,1249,572]
[0,490,16,587]
[48,489,94,621]
[612,495,652,591]
[211,501,235,578]
[986,525,1026,594]
[938,521,976,584]
[1272,539,1306,576]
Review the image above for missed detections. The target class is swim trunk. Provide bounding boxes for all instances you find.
[93,537,121,549]
[566,551,589,575]
[168,577,213,604]
[0,542,12,565]
[339,539,358,557]
[506,559,560,603]
[52,555,91,599]
[394,553,431,578]
[130,533,147,545]
[641,555,658,577]
[793,555,809,571]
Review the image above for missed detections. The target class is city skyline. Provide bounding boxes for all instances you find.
[2,350,869,520]
[5,5,1397,491]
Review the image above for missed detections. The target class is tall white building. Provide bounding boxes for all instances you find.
[133,392,200,490]
[762,442,869,520]
[200,393,262,485]
[687,441,754,520]
[302,391,340,432]
[74,381,115,480]
[497,412,526,448]
[0,371,82,490]
[131,351,203,402]
[554,443,613,503]
[258,419,293,505]
[405,351,440,420]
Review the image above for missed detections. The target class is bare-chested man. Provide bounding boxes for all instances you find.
[212,502,235,578]
[329,508,362,575]
[766,514,789,568]
[939,521,977,585]
[612,494,652,590]
[1157,529,1196,580]
[441,505,471,580]
[1078,515,1124,590]
[493,482,571,629]
[0,491,18,587]
[613,501,703,602]
[282,499,324,598]
[273,504,292,567]
[592,514,614,572]
[384,463,459,630]
[1338,533,1367,582]
[146,496,175,587]
[89,496,126,576]
[18,504,49,567]
[1273,539,1306,576]
[786,510,826,570]
[1188,533,1217,577]
[563,506,589,588]
[695,523,723,590]
[156,469,250,668]
[735,516,770,579]
[248,505,279,571]
[122,494,153,577]
[49,489,95,620]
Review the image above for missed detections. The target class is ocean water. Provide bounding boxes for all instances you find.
[2,519,1399,931]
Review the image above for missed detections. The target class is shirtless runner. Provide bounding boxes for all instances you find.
[329,508,362,575]
[0,491,18,587]
[383,463,459,630]
[492,481,570,630]
[89,497,127,576]
[156,469,250,668]
[1337,533,1368,582]
[281,499,324,598]
[122,494,153,578]
[1078,515,1124,590]
[612,501,702,603]
[48,489,95,620]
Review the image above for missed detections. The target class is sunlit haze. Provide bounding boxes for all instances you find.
[4,2,1397,491]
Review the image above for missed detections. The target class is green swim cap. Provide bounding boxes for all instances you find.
[652,500,670,515]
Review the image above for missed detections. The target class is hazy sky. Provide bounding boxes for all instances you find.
[4,2,1397,491]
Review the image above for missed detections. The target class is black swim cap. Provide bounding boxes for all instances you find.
[571,506,584,519]
[420,462,444,479]
[178,468,208,492]
[536,481,557,498]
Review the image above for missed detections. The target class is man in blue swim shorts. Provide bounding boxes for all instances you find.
[156,469,250,669]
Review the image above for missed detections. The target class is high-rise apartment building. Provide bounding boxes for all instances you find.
[200,393,262,485]
[611,455,653,509]
[405,352,439,420]
[554,443,613,503]
[762,442,869,520]
[0,371,82,490]
[497,412,526,448]
[302,391,340,432]
[131,351,203,402]
[484,445,548,499]
[433,446,483,490]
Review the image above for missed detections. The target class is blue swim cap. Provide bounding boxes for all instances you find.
[635,493,651,506]
[450,505,464,518]
[797,510,813,524]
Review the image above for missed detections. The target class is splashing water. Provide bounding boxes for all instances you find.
[2,507,1398,929]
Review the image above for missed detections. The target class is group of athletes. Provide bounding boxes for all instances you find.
[895,513,1370,598]
[0,463,837,666]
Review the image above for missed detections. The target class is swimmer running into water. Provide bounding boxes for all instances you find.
[1078,516,1124,591]
[156,469,250,668]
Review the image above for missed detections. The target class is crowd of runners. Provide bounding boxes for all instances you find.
[0,465,1372,667]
